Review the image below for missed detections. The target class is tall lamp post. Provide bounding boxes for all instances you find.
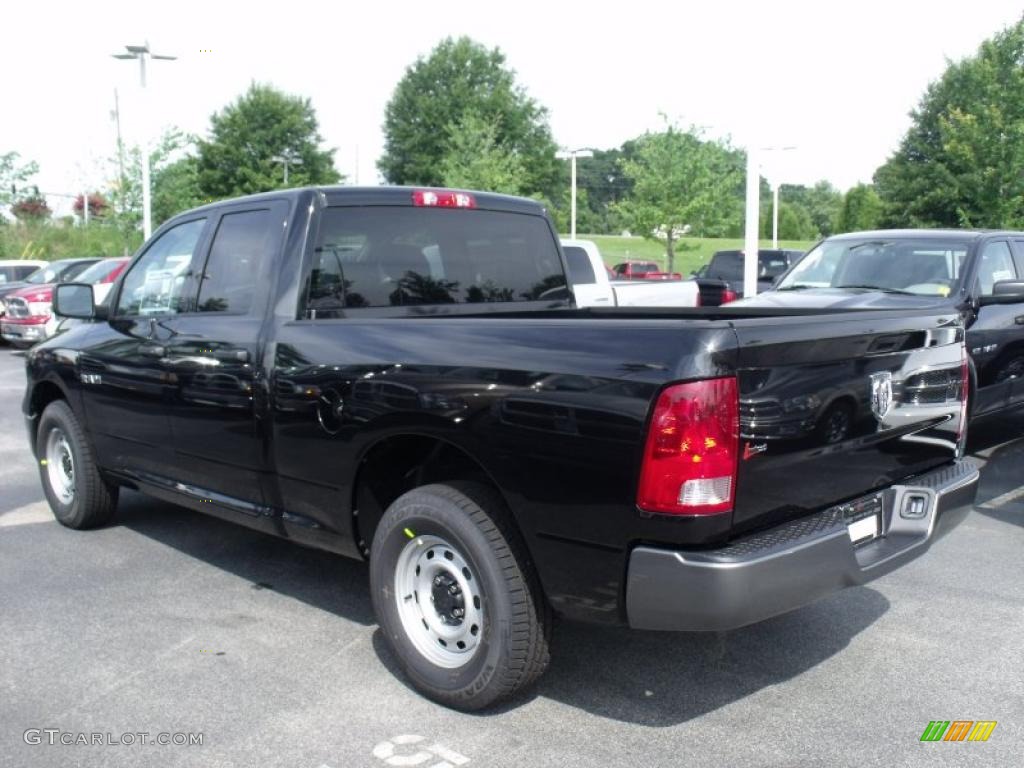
[761,146,797,249]
[112,43,176,241]
[743,144,797,297]
[272,150,304,186]
[556,148,593,240]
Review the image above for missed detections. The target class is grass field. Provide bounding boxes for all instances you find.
[570,235,816,275]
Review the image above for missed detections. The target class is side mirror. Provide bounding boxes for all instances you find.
[53,283,97,319]
[979,280,1024,306]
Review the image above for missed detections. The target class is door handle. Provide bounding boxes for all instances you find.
[140,344,166,357]
[1014,316,1024,325]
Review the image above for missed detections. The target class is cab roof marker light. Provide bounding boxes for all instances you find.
[412,190,477,209]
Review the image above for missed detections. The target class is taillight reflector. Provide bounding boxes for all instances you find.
[412,189,476,208]
[721,288,739,305]
[637,377,739,515]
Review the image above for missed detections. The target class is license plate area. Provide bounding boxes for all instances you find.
[841,493,884,545]
[847,514,880,544]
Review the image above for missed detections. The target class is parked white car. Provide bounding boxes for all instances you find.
[0,259,47,286]
[561,239,699,308]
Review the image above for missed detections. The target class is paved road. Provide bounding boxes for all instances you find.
[0,348,1021,768]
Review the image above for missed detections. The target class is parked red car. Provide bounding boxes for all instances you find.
[1,257,128,347]
[611,260,682,280]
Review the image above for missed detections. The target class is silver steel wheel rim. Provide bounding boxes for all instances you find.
[394,533,483,668]
[45,428,75,505]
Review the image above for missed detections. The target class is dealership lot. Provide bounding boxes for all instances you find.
[0,349,1021,768]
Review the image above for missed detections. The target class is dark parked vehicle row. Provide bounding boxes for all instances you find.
[24,188,975,710]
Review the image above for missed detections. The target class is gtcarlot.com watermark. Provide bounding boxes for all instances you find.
[24,729,203,747]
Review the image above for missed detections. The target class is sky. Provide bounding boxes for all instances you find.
[2,0,1020,215]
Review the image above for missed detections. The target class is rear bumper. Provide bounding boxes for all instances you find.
[1,320,50,344]
[626,459,978,631]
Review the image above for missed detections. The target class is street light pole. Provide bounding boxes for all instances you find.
[772,184,780,249]
[112,43,176,241]
[743,146,760,298]
[760,146,796,250]
[272,150,304,187]
[556,148,593,240]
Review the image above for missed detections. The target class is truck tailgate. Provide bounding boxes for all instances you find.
[729,309,966,533]
[609,280,699,307]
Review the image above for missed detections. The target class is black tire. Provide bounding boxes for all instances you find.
[36,400,118,529]
[369,482,551,710]
[815,401,853,445]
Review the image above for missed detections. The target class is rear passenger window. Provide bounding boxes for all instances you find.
[197,209,276,313]
[307,207,566,315]
[564,247,596,285]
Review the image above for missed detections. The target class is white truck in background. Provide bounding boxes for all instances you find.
[561,239,699,308]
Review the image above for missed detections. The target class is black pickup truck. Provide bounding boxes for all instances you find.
[735,230,1024,421]
[694,248,804,306]
[25,188,976,710]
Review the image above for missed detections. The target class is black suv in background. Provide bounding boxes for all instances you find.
[735,229,1024,420]
[695,249,804,306]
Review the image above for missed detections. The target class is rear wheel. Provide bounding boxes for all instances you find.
[370,482,551,710]
[36,400,118,529]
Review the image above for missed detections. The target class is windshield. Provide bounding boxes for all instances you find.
[777,238,970,297]
[707,251,791,282]
[25,266,60,284]
[76,259,125,284]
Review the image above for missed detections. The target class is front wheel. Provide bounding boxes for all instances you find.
[36,400,118,529]
[369,482,551,710]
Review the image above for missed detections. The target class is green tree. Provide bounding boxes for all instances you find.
[105,129,201,251]
[440,110,528,194]
[776,201,816,240]
[0,151,39,208]
[198,83,340,198]
[780,181,842,237]
[572,144,638,234]
[153,155,204,226]
[875,18,1024,228]
[613,124,743,272]
[380,37,559,198]
[836,183,883,232]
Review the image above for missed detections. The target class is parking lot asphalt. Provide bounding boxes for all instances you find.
[0,347,1021,768]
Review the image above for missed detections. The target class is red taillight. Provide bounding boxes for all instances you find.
[637,377,739,515]
[412,189,476,208]
[721,288,739,305]
[22,288,53,303]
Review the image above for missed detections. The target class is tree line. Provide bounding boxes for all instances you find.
[2,16,1022,260]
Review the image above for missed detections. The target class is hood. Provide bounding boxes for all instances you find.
[731,287,952,311]
[7,282,55,302]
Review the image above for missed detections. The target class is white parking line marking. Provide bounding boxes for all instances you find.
[977,484,1024,510]
[0,504,54,527]
[372,734,470,767]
